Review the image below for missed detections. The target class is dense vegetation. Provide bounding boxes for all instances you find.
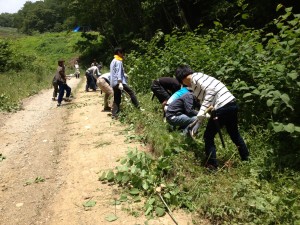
[0,0,299,224]
[0,30,83,111]
[101,6,300,224]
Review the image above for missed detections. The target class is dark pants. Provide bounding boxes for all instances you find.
[85,72,96,91]
[52,80,58,98]
[203,102,249,167]
[112,84,139,117]
[57,82,71,104]
[151,80,171,103]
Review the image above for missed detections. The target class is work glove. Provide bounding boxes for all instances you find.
[188,120,201,138]
[118,83,124,91]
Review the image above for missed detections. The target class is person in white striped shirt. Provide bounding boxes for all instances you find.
[175,65,249,170]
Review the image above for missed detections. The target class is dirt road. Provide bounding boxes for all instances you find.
[0,78,194,225]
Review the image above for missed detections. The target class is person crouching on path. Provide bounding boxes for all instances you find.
[97,72,113,111]
[175,65,249,170]
[110,47,140,119]
[55,59,71,107]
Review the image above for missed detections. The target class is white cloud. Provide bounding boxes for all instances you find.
[0,0,40,14]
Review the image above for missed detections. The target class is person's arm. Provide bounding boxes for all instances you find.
[184,94,198,116]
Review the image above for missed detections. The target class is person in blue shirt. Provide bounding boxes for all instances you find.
[165,92,199,134]
[110,47,140,119]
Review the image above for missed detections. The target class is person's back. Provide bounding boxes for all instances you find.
[166,92,198,119]
[164,87,189,112]
[165,92,198,132]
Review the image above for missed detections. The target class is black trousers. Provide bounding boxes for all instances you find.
[112,84,139,117]
[151,80,171,103]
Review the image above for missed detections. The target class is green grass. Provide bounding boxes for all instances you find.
[0,31,83,111]
[113,93,300,224]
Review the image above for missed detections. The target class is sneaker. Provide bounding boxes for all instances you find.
[52,97,56,101]
[57,103,61,107]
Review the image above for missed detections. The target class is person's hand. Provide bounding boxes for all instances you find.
[188,120,201,137]
[118,83,124,91]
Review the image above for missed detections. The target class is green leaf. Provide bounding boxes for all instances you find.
[275,64,285,72]
[145,205,153,215]
[105,214,118,222]
[106,170,115,182]
[243,93,252,98]
[164,193,171,199]
[241,13,249,19]
[142,181,149,190]
[273,123,284,132]
[252,89,260,95]
[284,123,295,133]
[99,172,106,181]
[83,200,96,207]
[280,94,290,104]
[133,196,141,202]
[266,99,273,107]
[119,194,128,202]
[287,72,298,80]
[155,207,166,217]
[295,126,300,133]
[129,188,140,195]
[121,175,130,184]
[276,4,283,11]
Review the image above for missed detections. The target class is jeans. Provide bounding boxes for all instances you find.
[203,102,249,167]
[57,82,71,104]
[166,114,197,132]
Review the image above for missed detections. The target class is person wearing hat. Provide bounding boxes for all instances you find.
[54,59,72,106]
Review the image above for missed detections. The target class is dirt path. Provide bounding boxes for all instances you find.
[0,78,195,225]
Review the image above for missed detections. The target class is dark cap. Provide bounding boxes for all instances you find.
[58,59,65,63]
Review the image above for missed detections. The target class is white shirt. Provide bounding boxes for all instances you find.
[191,73,235,122]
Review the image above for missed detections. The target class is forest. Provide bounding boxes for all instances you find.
[0,0,300,224]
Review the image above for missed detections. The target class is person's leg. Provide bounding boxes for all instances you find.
[112,85,122,118]
[167,115,196,129]
[65,84,71,98]
[99,79,113,110]
[123,84,139,108]
[85,73,90,91]
[222,106,249,161]
[53,81,58,99]
[203,119,218,167]
[151,80,170,103]
[57,83,65,105]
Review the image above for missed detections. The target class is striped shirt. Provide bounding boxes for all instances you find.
[191,73,235,121]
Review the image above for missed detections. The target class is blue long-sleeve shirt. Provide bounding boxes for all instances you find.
[110,56,127,87]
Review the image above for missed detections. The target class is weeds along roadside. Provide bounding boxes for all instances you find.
[100,93,300,224]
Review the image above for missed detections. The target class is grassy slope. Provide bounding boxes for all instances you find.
[0,29,83,111]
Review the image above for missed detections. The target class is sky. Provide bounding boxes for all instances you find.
[0,0,39,14]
